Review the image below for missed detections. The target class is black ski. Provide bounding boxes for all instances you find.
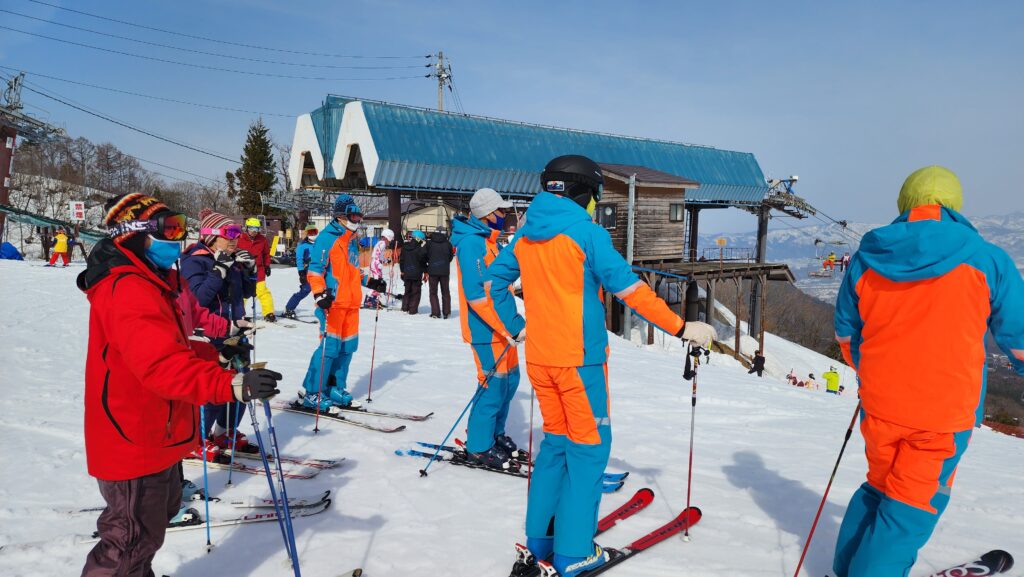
[924,550,1014,577]
[398,448,528,477]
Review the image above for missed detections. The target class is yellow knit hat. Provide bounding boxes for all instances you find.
[897,166,963,214]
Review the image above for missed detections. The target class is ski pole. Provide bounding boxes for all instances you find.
[261,399,301,576]
[225,401,236,487]
[365,303,382,403]
[313,327,329,434]
[792,400,862,577]
[199,406,213,553]
[682,342,700,541]
[246,400,295,573]
[420,343,512,477]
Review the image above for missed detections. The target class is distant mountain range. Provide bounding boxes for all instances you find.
[700,211,1024,302]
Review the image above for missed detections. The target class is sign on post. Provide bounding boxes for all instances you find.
[68,201,85,222]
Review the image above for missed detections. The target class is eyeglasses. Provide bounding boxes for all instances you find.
[109,212,188,241]
[200,224,243,240]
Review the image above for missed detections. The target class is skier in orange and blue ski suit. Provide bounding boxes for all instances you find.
[301,194,386,410]
[451,188,525,468]
[487,155,717,577]
[832,166,1024,577]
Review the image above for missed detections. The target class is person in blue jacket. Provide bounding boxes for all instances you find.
[486,156,716,577]
[282,224,318,319]
[451,188,525,470]
[180,208,257,451]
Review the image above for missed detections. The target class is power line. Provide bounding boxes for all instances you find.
[0,25,431,82]
[16,80,240,164]
[0,64,294,118]
[0,9,432,71]
[25,0,432,60]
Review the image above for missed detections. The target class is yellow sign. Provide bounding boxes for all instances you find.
[715,237,727,247]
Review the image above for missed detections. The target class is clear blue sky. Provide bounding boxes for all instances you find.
[2,0,1021,232]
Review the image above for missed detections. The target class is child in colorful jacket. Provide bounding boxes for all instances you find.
[832,166,1024,577]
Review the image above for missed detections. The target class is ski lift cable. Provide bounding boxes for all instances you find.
[25,0,432,60]
[0,25,430,82]
[0,64,295,118]
[0,9,431,71]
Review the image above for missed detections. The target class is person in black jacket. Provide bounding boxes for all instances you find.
[426,229,454,318]
[400,230,428,314]
[748,350,766,377]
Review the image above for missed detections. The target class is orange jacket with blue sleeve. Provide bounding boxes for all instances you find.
[306,221,367,310]
[835,205,1024,432]
[451,214,524,345]
[486,192,683,367]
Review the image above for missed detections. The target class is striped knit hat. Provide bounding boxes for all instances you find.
[198,208,237,246]
[103,193,172,242]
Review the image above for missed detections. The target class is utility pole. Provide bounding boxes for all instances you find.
[431,51,452,111]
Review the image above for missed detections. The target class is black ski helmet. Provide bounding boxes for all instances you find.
[541,155,604,209]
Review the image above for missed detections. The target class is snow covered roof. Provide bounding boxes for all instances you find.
[289,95,770,204]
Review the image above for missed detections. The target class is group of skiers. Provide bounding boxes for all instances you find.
[821,251,852,272]
[784,366,843,394]
[74,161,1024,577]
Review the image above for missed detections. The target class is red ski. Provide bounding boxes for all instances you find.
[535,506,702,576]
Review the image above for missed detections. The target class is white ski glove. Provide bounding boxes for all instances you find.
[677,321,717,346]
[234,250,256,270]
[212,250,233,279]
[230,318,255,337]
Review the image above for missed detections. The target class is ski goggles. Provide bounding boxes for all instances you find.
[200,224,243,240]
[544,179,603,202]
[108,212,188,241]
[345,212,363,224]
[246,226,261,235]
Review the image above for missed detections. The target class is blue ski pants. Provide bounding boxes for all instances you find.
[465,341,520,453]
[833,413,972,577]
[302,315,359,397]
[285,280,311,312]
[525,363,611,558]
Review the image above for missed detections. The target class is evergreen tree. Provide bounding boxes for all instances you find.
[234,118,277,215]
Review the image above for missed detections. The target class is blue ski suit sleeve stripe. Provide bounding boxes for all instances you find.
[977,245,1024,375]
[835,257,866,368]
[582,225,641,294]
[456,236,488,302]
[487,235,523,335]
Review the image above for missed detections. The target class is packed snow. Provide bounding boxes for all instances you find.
[0,259,1021,577]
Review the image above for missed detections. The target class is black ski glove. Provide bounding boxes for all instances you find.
[265,266,272,277]
[314,291,334,310]
[366,278,387,292]
[299,269,308,285]
[234,250,256,270]
[218,340,254,367]
[232,369,282,402]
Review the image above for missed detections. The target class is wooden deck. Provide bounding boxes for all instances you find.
[636,260,795,283]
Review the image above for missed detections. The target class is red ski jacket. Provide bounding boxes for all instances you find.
[237,232,271,282]
[77,239,236,481]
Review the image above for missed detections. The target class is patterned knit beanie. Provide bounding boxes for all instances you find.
[103,193,172,242]
[198,208,237,246]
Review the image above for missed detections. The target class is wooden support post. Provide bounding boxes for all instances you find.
[705,278,716,323]
[733,277,742,360]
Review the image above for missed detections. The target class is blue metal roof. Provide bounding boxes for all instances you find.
[310,96,769,203]
[310,95,353,180]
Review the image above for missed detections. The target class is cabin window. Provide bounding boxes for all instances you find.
[595,204,617,229]
[669,203,685,222]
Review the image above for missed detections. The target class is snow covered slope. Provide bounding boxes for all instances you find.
[0,260,1020,576]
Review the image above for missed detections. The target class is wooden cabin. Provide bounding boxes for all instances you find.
[595,163,699,263]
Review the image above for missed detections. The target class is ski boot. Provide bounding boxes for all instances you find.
[495,434,530,463]
[264,312,277,323]
[301,391,334,412]
[464,445,514,471]
[180,479,212,502]
[188,444,222,462]
[280,309,297,320]
[211,430,257,454]
[362,295,380,309]
[541,544,608,577]
[510,537,553,576]
[328,387,362,411]
[169,505,202,528]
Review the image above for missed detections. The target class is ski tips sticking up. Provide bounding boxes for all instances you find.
[924,550,1014,577]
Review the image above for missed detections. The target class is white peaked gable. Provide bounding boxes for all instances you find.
[288,113,325,190]
[331,101,380,188]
